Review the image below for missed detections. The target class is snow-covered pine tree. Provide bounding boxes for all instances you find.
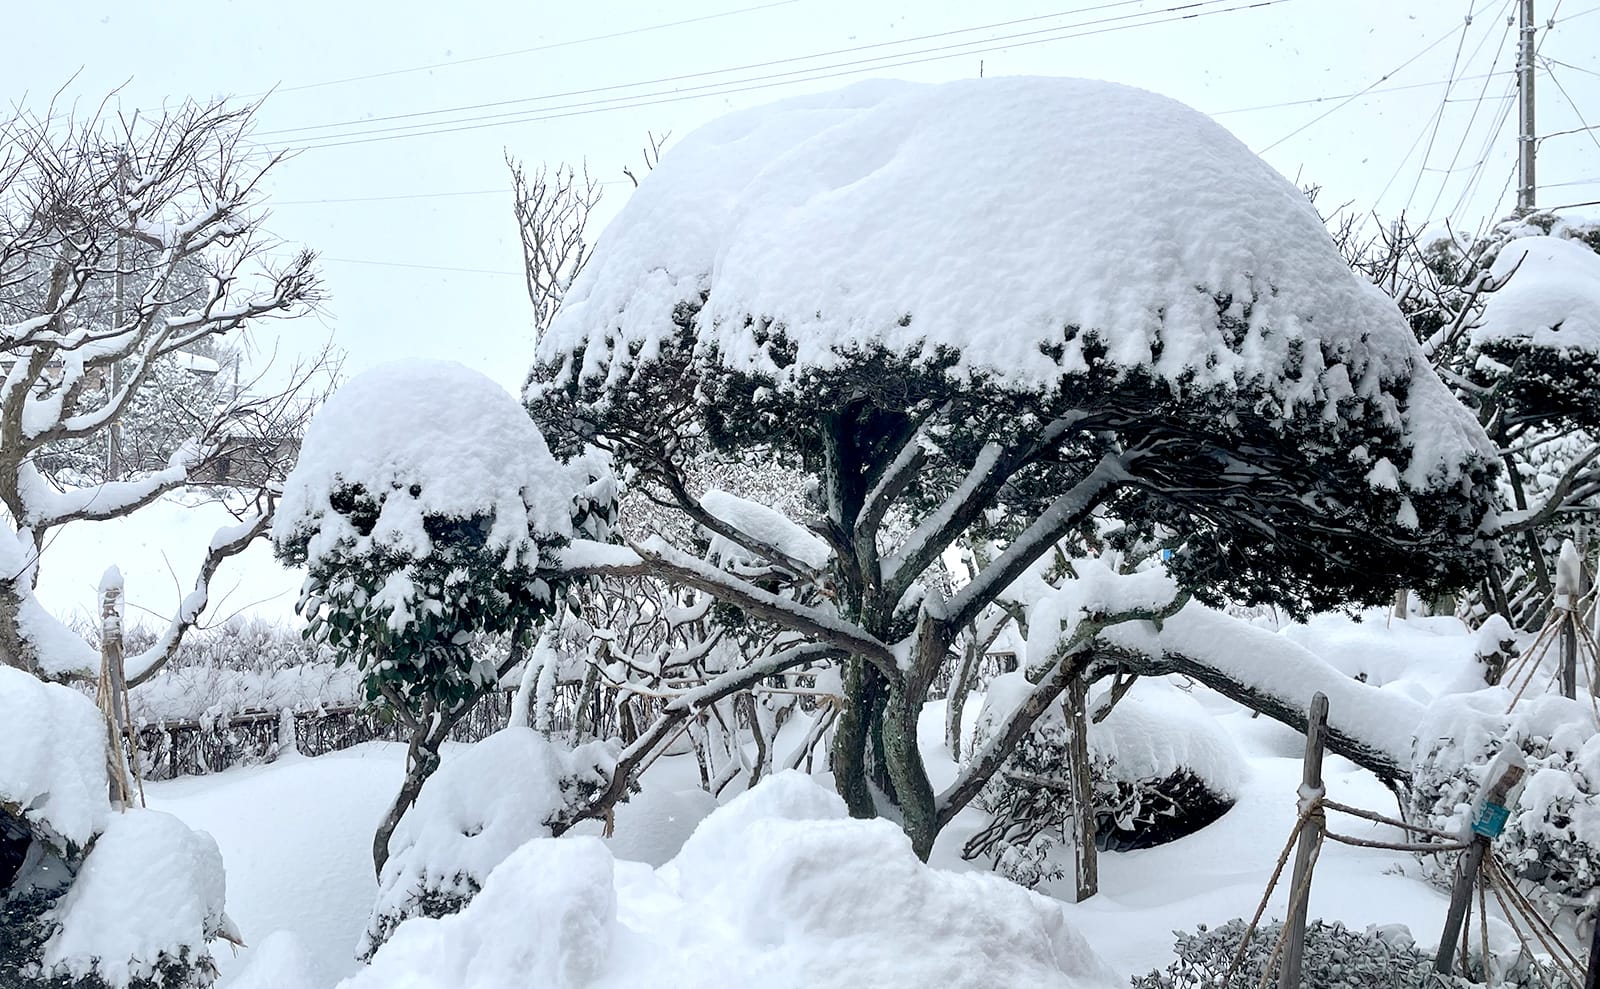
[527,77,1500,859]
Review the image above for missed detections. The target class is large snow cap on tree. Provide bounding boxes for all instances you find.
[273,360,573,571]
[1468,235,1600,430]
[1474,235,1600,352]
[535,76,1491,488]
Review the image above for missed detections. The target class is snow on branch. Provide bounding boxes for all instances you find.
[125,507,271,686]
[1092,604,1425,781]
[559,536,895,671]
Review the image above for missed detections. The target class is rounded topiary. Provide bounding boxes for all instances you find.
[272,360,589,711]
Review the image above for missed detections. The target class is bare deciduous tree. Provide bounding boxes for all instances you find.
[0,96,323,679]
[507,156,601,340]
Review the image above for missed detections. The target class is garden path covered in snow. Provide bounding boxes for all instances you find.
[139,611,1527,989]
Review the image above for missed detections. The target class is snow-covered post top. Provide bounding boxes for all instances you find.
[98,566,124,644]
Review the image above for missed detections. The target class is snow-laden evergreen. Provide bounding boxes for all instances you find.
[534,76,1493,494]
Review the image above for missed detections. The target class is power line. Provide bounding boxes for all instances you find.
[269,70,1513,210]
[1399,1,1478,217]
[1541,56,1600,79]
[1418,1,1520,220]
[1209,70,1511,116]
[255,0,1183,140]
[1450,79,1518,219]
[263,0,805,96]
[1539,62,1600,164]
[1256,0,1508,155]
[268,0,1298,151]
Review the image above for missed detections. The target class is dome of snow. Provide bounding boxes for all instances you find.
[1473,235,1600,352]
[533,76,1490,486]
[274,360,573,570]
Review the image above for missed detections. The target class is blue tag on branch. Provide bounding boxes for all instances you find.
[1472,802,1511,838]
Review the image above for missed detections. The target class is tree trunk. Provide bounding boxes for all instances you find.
[1065,677,1098,901]
[0,579,37,674]
[831,656,876,819]
[882,682,939,861]
[372,730,444,878]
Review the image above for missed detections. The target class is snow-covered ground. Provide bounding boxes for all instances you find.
[139,609,1522,988]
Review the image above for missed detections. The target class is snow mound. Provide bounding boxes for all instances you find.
[536,76,1489,488]
[227,930,323,989]
[352,837,616,989]
[351,771,1118,988]
[1094,679,1245,796]
[364,727,615,955]
[273,360,572,572]
[41,808,228,988]
[1474,236,1600,352]
[0,664,110,852]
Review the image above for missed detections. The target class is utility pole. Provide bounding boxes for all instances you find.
[1516,0,1538,211]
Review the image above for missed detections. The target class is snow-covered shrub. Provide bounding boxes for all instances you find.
[359,728,617,958]
[273,360,584,712]
[351,771,1120,989]
[966,675,1242,887]
[1,667,232,988]
[1407,691,1600,915]
[37,810,233,989]
[1130,918,1567,988]
[122,618,353,725]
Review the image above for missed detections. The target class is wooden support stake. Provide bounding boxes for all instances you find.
[1278,691,1328,989]
[1436,758,1526,976]
[1585,910,1600,989]
[98,569,132,808]
[1066,677,1098,902]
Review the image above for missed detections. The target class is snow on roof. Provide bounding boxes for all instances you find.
[273,360,573,570]
[170,350,221,375]
[1472,235,1600,353]
[536,76,1490,487]
[0,665,110,852]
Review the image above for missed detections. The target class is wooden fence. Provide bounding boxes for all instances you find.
[133,690,522,781]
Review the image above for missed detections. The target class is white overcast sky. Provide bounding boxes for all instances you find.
[5,0,1598,393]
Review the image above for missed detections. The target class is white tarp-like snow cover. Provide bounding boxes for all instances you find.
[532,76,1491,490]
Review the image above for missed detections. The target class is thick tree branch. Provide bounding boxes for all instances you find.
[558,538,896,672]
